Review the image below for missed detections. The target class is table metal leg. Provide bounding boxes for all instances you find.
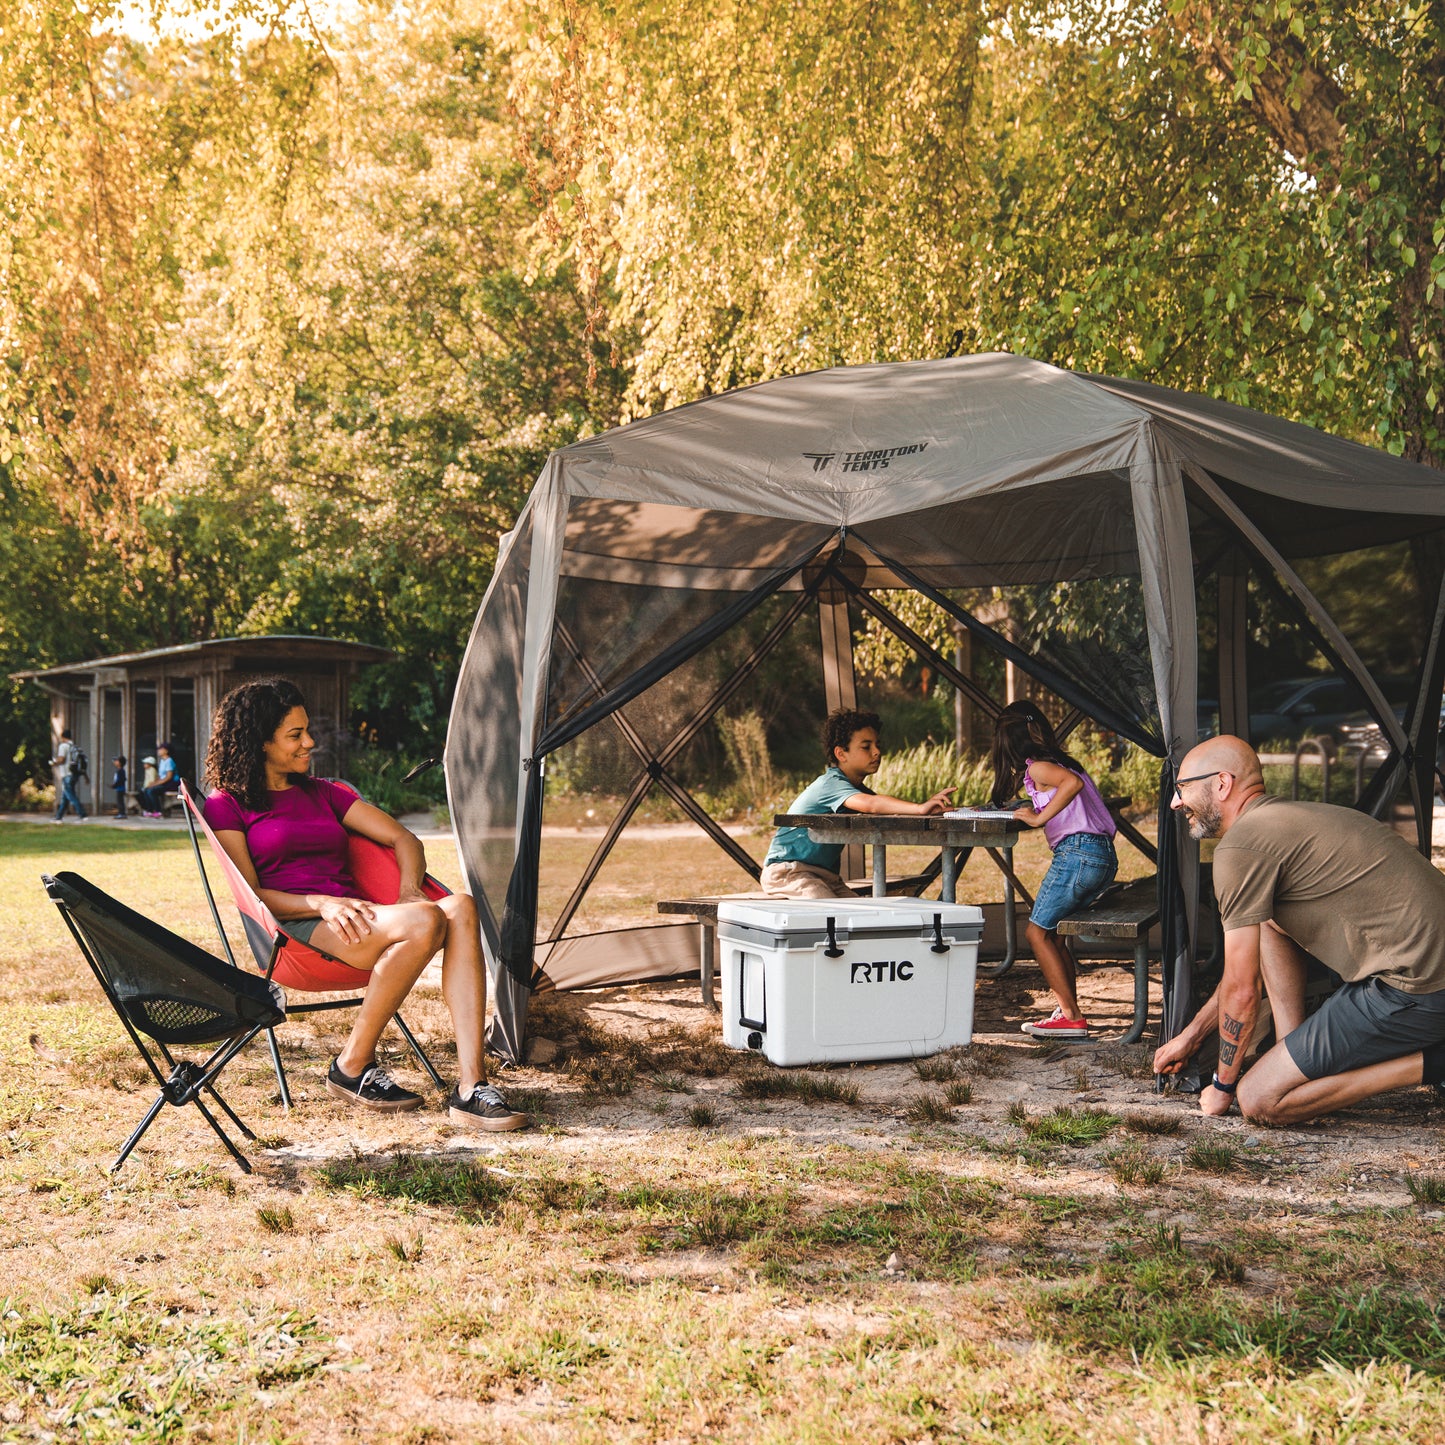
[1120,938,1149,1045]
[978,848,1018,980]
[940,846,957,903]
[873,842,887,897]
[700,923,717,1010]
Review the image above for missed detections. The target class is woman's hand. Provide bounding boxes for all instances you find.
[395,885,430,906]
[317,896,377,945]
[1013,806,1044,827]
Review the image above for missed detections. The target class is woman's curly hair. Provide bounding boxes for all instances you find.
[204,677,307,810]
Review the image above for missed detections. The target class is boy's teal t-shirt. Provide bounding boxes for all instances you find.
[764,766,869,870]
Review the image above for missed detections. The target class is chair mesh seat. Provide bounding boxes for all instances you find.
[130,995,231,1040]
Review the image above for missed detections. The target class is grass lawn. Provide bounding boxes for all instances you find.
[4,821,1445,1443]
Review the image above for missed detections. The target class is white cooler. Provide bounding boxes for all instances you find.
[717,898,984,1066]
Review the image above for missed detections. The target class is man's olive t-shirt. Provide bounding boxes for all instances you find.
[1213,794,1445,994]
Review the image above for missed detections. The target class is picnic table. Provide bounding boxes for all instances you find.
[771,810,1020,899]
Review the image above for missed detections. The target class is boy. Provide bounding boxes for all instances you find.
[760,708,955,899]
[111,755,128,819]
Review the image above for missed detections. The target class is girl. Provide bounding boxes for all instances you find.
[990,700,1117,1038]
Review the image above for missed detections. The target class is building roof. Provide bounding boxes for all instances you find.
[11,634,394,683]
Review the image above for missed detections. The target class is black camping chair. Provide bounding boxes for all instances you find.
[43,871,286,1175]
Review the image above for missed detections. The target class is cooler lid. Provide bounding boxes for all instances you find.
[718,897,984,939]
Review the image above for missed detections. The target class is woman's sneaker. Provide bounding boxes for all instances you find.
[1021,1007,1091,1039]
[326,1058,425,1112]
[448,1082,530,1132]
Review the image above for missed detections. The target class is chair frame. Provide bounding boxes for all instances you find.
[44,871,284,1174]
[180,781,445,1109]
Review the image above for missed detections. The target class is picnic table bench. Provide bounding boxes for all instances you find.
[1055,874,1159,1044]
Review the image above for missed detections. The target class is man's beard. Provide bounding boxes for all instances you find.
[1185,797,1222,840]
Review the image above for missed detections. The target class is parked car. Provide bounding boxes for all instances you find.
[1247,676,1411,748]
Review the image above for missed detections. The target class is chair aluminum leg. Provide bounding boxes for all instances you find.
[203,1083,257,1141]
[190,1095,253,1174]
[393,1013,445,1088]
[110,1093,169,1174]
[266,1027,293,1111]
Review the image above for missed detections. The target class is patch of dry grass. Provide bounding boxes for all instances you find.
[6,824,1445,1442]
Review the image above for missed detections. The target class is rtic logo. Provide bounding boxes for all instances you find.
[850,960,915,983]
[803,442,929,475]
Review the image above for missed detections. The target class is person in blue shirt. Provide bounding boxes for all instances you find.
[760,708,955,898]
[140,742,180,817]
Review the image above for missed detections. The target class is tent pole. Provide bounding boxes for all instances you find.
[818,542,863,881]
[1218,548,1249,738]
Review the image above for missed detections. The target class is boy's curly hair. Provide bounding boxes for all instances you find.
[822,708,881,766]
[204,677,307,810]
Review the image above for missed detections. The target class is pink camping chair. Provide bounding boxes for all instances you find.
[180,780,446,1108]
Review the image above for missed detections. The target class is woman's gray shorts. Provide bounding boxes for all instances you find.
[1284,976,1445,1080]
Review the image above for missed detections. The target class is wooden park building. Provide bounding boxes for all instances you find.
[15,635,393,799]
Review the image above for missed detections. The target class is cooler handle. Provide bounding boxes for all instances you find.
[930,913,949,954]
[823,916,844,958]
[738,952,766,1033]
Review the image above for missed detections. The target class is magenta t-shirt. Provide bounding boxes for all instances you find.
[203,778,358,898]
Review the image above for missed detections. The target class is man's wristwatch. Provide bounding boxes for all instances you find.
[1210,1073,1237,1095]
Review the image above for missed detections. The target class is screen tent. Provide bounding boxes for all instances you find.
[445,354,1445,1064]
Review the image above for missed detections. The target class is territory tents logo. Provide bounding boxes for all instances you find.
[803,442,929,474]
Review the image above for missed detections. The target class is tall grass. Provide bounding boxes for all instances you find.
[873,744,996,804]
[873,736,1163,811]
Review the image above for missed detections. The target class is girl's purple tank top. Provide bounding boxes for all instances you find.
[1023,758,1116,850]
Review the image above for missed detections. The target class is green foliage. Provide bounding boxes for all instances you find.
[873,744,996,806]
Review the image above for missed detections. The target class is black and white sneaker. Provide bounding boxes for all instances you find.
[326,1058,425,1112]
[448,1082,530,1132]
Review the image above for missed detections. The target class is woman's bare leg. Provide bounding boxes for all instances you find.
[436,892,488,1092]
[307,902,448,1078]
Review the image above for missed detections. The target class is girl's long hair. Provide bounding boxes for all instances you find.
[204,677,307,811]
[989,700,1086,805]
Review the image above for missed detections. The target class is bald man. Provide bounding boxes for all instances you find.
[1154,735,1445,1123]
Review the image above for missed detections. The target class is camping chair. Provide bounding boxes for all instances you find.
[42,871,285,1175]
[179,781,446,1109]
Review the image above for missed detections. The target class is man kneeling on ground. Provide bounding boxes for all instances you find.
[1154,735,1445,1123]
[760,708,955,900]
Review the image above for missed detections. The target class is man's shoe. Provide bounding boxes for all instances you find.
[1022,1007,1091,1039]
[448,1082,530,1132]
[326,1058,425,1112]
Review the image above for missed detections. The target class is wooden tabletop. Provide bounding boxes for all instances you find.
[772,812,1019,840]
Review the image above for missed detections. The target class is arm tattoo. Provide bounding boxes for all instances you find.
[1221,1013,1245,1041]
[1219,1040,1238,1067]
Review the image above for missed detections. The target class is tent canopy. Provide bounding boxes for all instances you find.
[446,354,1445,1064]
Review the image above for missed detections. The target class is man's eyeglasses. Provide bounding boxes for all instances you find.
[1172,769,1227,800]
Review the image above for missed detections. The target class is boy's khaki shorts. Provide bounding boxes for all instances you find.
[759,861,854,899]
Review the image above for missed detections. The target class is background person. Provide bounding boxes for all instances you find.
[140,742,179,816]
[50,728,87,823]
[1155,734,1445,1124]
[111,754,128,819]
[990,700,1117,1039]
[761,707,954,899]
[202,676,527,1130]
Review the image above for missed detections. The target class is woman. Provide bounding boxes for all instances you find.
[202,677,527,1130]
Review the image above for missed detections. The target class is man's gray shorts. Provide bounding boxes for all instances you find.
[1285,976,1445,1080]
